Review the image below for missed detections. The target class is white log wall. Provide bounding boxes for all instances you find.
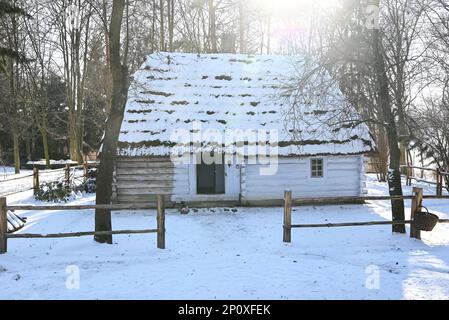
[243,155,364,201]
[114,155,365,205]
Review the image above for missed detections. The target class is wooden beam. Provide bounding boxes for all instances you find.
[410,187,423,240]
[65,164,70,185]
[7,229,157,239]
[157,195,166,249]
[6,204,156,211]
[291,220,413,228]
[283,190,292,243]
[0,197,6,254]
[0,174,34,183]
[33,167,40,195]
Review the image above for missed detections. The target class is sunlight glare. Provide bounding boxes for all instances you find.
[253,0,340,17]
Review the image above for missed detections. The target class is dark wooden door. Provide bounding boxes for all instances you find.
[197,161,225,194]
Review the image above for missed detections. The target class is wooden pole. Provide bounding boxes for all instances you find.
[406,163,411,186]
[0,197,7,254]
[7,229,158,239]
[410,187,423,240]
[83,161,88,183]
[283,190,292,243]
[157,195,166,249]
[33,167,40,195]
[436,169,440,196]
[65,164,70,185]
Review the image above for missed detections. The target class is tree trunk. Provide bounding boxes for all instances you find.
[160,0,165,51]
[208,0,217,53]
[372,27,406,234]
[40,119,50,169]
[76,112,84,164]
[25,132,31,162]
[239,0,246,54]
[12,129,20,174]
[95,0,128,244]
[168,0,174,51]
[266,16,271,55]
[69,110,78,161]
[151,0,156,53]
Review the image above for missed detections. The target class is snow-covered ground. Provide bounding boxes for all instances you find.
[0,167,32,179]
[0,175,448,300]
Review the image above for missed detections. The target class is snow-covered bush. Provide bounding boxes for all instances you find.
[35,168,97,202]
[35,181,75,203]
[77,177,96,194]
[78,168,97,193]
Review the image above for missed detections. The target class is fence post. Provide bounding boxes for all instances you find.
[157,195,166,249]
[83,162,88,183]
[65,164,70,185]
[406,164,411,186]
[436,169,443,197]
[33,167,40,195]
[410,187,423,240]
[0,197,7,254]
[283,190,292,243]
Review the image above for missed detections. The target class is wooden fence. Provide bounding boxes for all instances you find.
[0,162,97,197]
[0,195,166,254]
[283,188,449,243]
[402,164,448,196]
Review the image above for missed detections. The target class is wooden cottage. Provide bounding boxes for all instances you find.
[114,53,373,207]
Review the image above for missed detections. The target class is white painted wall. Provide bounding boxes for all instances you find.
[243,155,364,201]
[115,155,364,204]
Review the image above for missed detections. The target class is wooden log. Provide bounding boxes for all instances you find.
[291,220,413,228]
[436,169,441,196]
[37,167,66,175]
[1,188,34,197]
[33,167,40,195]
[116,161,174,169]
[406,164,411,186]
[283,190,292,243]
[402,165,438,172]
[65,164,70,185]
[7,229,158,239]
[6,204,156,211]
[291,195,415,203]
[83,161,88,183]
[0,197,7,254]
[410,187,423,240]
[157,195,166,249]
[0,174,34,183]
[290,219,449,229]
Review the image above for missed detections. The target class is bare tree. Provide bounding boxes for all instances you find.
[95,0,129,244]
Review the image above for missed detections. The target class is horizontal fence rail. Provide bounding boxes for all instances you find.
[290,219,449,229]
[0,195,166,254]
[283,188,449,244]
[0,174,34,183]
[6,204,157,211]
[7,229,158,239]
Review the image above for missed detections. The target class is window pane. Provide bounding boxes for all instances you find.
[311,159,323,178]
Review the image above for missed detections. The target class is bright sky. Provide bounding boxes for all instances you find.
[247,0,342,54]
[252,0,340,17]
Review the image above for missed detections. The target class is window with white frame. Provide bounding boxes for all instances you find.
[311,158,324,178]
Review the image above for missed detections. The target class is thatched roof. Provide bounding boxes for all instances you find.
[118,52,373,157]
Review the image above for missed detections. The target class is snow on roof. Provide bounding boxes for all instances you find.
[118,52,373,157]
